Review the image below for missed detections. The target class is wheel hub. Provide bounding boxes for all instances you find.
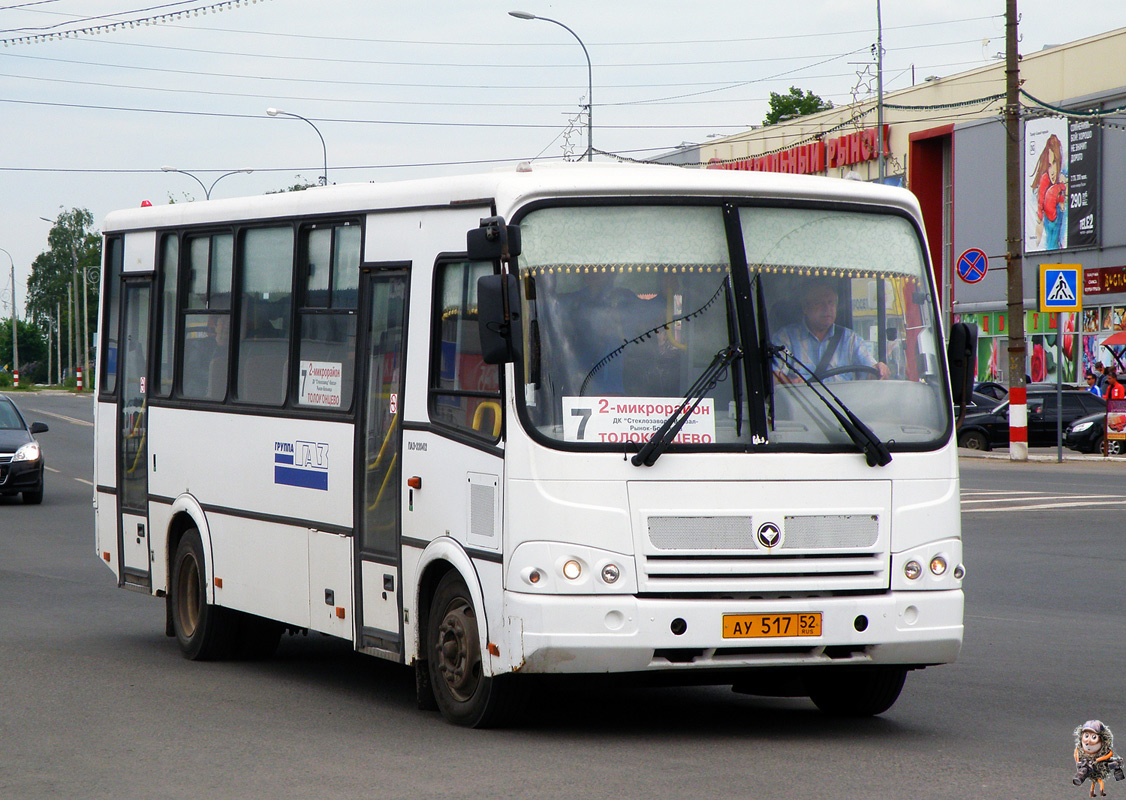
[435,601,481,701]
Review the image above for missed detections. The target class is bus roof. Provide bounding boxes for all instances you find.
[102,162,923,234]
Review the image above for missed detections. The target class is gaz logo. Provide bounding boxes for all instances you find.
[756,521,782,549]
[274,440,330,491]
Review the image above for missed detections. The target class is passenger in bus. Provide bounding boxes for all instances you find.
[773,278,889,383]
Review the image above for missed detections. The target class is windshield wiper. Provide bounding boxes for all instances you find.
[769,345,892,468]
[631,345,742,467]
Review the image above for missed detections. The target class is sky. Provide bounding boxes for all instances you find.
[0,0,1122,318]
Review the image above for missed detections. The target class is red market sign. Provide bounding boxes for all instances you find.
[709,125,890,176]
[1084,266,1126,295]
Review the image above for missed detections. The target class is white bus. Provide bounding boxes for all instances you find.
[94,163,970,727]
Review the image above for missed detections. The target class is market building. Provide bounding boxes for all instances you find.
[699,26,1126,384]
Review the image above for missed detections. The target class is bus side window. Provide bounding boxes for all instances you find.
[429,261,502,439]
[296,222,359,411]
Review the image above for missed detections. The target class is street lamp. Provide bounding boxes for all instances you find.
[266,108,329,185]
[161,166,254,200]
[509,11,593,161]
[0,247,16,386]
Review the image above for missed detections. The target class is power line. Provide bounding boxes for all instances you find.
[0,96,756,129]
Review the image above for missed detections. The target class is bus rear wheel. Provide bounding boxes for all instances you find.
[806,665,907,716]
[171,527,235,660]
[426,571,527,727]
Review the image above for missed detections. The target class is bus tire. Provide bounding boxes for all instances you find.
[426,571,527,727]
[806,665,907,717]
[170,527,235,661]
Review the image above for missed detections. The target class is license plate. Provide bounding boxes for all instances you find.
[722,613,822,639]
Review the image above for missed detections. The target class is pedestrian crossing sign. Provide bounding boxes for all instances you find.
[1039,264,1081,313]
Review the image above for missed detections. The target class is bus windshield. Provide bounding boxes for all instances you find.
[515,203,949,451]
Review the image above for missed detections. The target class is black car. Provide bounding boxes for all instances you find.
[974,381,1009,401]
[0,395,49,504]
[1064,411,1124,456]
[957,388,1106,450]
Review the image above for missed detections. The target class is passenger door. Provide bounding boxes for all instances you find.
[355,269,409,658]
[117,280,152,589]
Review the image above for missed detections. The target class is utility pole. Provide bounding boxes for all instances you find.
[1005,0,1027,461]
[9,257,16,386]
[876,0,885,181]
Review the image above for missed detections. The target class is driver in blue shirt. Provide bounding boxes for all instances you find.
[774,278,889,383]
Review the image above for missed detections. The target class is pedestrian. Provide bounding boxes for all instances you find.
[1098,363,1112,395]
[1107,371,1125,400]
[1086,372,1103,397]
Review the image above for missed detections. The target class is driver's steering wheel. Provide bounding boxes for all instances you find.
[814,364,882,380]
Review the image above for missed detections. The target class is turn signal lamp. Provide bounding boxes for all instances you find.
[562,560,582,580]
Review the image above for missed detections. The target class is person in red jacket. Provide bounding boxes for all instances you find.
[1031,134,1067,249]
[1106,371,1125,400]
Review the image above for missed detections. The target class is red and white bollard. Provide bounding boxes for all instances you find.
[77,366,83,391]
[12,369,18,388]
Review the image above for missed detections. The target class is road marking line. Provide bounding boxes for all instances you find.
[74,478,93,486]
[23,408,93,428]
[961,490,1041,496]
[46,466,61,473]
[964,499,1126,513]
[961,494,1125,504]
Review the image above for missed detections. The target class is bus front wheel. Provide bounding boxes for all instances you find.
[170,527,235,660]
[426,571,527,727]
[806,665,907,716]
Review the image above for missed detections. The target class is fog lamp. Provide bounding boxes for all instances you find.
[904,560,922,580]
[929,556,947,576]
[562,560,582,580]
[601,564,620,584]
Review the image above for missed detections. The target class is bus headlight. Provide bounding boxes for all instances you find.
[507,542,636,594]
[13,442,41,462]
[892,539,963,590]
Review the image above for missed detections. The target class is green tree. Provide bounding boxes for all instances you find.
[762,86,834,126]
[0,319,48,384]
[26,208,101,384]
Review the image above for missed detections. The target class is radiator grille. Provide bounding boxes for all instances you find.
[641,513,887,594]
[648,516,755,551]
[782,515,878,549]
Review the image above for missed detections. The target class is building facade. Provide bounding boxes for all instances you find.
[699,27,1126,384]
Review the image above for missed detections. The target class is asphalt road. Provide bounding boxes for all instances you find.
[2,391,1124,800]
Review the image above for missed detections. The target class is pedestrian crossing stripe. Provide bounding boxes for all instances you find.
[1039,264,1081,312]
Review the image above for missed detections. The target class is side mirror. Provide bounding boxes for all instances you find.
[29,422,49,434]
[947,321,978,406]
[467,216,521,262]
[477,273,521,365]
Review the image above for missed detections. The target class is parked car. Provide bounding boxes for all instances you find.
[957,388,1106,450]
[1064,411,1124,455]
[960,392,1004,414]
[0,395,49,504]
[974,381,1009,400]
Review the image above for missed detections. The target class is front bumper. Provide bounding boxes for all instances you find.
[499,590,963,675]
[0,459,43,495]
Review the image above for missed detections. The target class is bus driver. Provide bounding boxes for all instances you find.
[773,278,890,384]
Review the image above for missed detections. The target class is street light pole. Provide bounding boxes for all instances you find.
[0,248,16,385]
[161,166,254,200]
[509,11,593,161]
[266,108,329,185]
